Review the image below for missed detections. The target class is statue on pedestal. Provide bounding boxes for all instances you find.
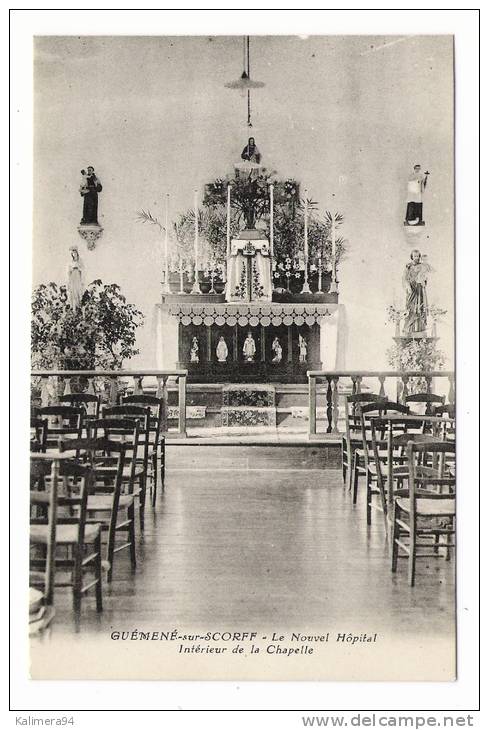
[271,337,283,363]
[241,137,261,165]
[80,166,102,226]
[216,336,228,363]
[190,337,199,363]
[299,334,308,363]
[67,245,85,309]
[403,249,431,334]
[404,164,429,226]
[243,332,256,362]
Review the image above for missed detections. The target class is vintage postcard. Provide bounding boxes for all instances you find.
[27,32,456,682]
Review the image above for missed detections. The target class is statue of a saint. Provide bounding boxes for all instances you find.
[80,165,102,226]
[216,336,228,363]
[403,249,431,334]
[404,164,429,226]
[271,337,283,363]
[67,245,85,309]
[299,334,308,363]
[241,137,261,164]
[243,332,256,362]
[190,337,199,363]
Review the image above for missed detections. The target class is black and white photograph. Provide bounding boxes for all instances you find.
[9,8,480,715]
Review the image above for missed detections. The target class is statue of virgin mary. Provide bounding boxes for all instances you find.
[67,245,85,309]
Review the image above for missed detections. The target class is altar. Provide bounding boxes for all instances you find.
[153,138,343,384]
[155,297,340,383]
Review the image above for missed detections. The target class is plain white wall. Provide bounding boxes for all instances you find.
[33,35,454,370]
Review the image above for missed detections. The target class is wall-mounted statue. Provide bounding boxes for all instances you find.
[80,166,102,226]
[243,331,256,362]
[299,334,308,363]
[216,336,228,363]
[403,249,432,334]
[404,164,429,226]
[67,245,85,309]
[190,336,199,363]
[271,337,283,363]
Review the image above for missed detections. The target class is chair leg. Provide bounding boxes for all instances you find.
[73,547,83,614]
[160,441,165,491]
[151,452,158,508]
[408,518,417,586]
[139,473,146,531]
[366,472,372,526]
[352,452,359,504]
[95,534,103,612]
[106,523,116,584]
[128,505,137,570]
[391,506,399,572]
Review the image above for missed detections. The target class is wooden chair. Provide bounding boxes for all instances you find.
[405,392,446,415]
[37,406,83,450]
[342,394,388,492]
[100,405,152,527]
[30,456,103,612]
[367,416,440,529]
[391,440,456,585]
[87,416,144,529]
[433,403,455,419]
[59,392,101,428]
[67,436,136,583]
[30,417,48,453]
[357,401,411,519]
[29,455,59,611]
[123,394,165,504]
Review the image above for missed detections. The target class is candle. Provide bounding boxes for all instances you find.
[330,206,338,294]
[192,188,200,293]
[226,184,231,258]
[301,189,311,293]
[164,194,170,293]
[269,184,274,258]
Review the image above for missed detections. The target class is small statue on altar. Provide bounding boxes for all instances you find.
[216,336,228,363]
[299,334,308,363]
[190,337,199,363]
[243,332,256,362]
[271,337,283,363]
[402,249,432,334]
[241,137,261,164]
[67,245,85,309]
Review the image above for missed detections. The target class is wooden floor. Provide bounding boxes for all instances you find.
[44,445,455,639]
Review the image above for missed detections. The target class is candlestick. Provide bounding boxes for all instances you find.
[191,188,201,294]
[164,194,170,293]
[330,210,338,294]
[301,189,311,293]
[318,256,323,292]
[178,257,185,294]
[226,184,231,259]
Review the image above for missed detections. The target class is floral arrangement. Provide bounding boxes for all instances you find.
[31,280,144,371]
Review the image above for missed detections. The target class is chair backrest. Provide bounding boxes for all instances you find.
[59,393,101,419]
[343,394,387,443]
[123,395,164,445]
[37,406,83,446]
[102,405,152,464]
[60,437,127,504]
[406,441,456,508]
[405,392,446,415]
[85,418,140,488]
